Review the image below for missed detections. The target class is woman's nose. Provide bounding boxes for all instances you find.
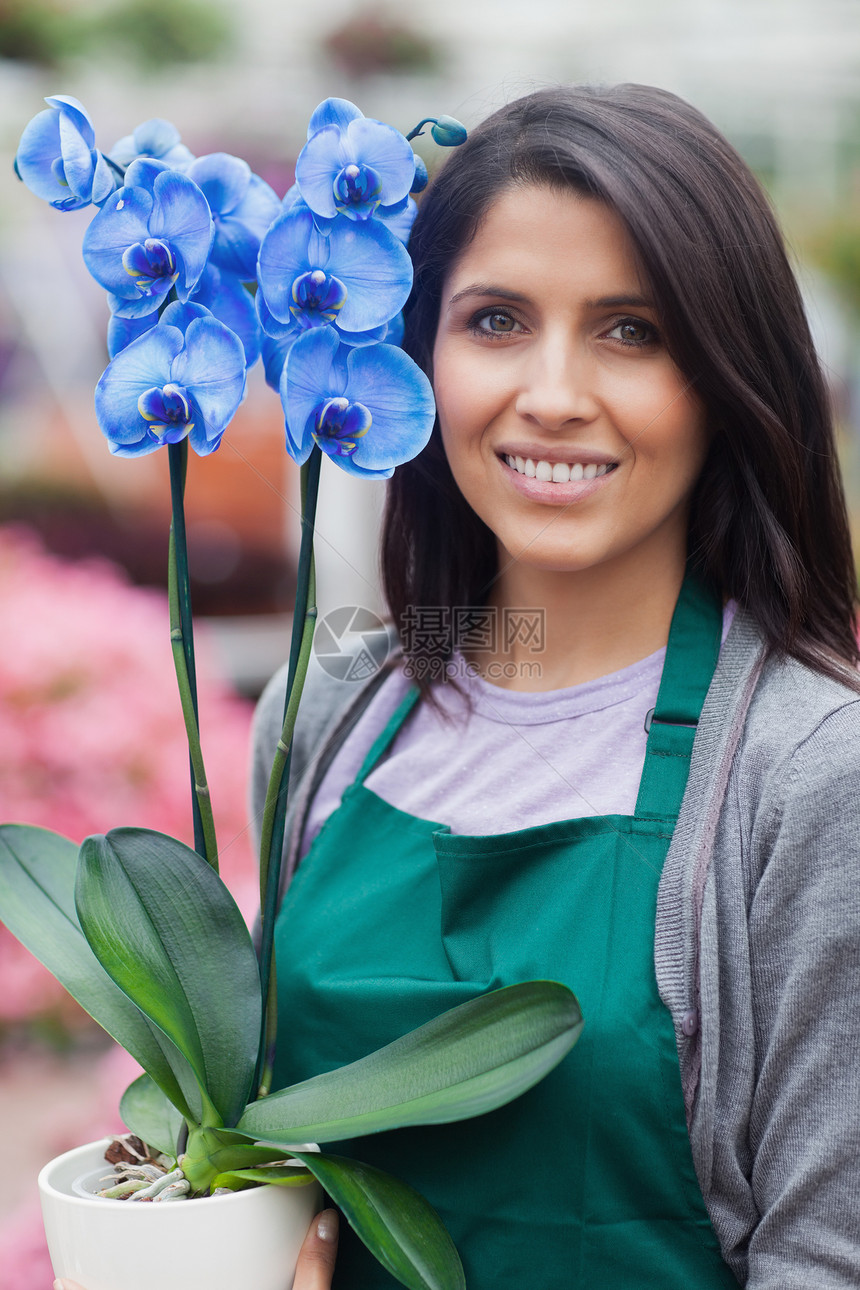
[513,341,599,431]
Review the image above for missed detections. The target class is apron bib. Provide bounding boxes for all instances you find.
[272,574,739,1287]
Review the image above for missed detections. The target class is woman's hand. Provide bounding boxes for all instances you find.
[52,1206,339,1290]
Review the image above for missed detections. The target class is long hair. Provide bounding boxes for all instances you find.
[382,84,859,695]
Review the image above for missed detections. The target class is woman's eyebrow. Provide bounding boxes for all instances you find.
[447,284,529,306]
[446,285,655,309]
[587,293,654,309]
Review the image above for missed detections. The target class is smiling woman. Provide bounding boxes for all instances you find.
[431,186,710,683]
[252,84,860,1289]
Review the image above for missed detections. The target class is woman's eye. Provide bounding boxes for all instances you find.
[606,317,658,347]
[472,310,520,337]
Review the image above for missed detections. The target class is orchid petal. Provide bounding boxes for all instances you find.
[149,170,213,291]
[82,187,154,296]
[307,98,363,138]
[326,217,412,332]
[137,118,181,153]
[256,291,300,342]
[107,312,156,358]
[207,176,280,279]
[261,332,297,392]
[170,316,246,441]
[158,300,212,333]
[123,157,171,192]
[335,321,390,348]
[44,96,95,146]
[56,112,97,199]
[91,151,118,206]
[345,342,435,471]
[111,119,193,170]
[192,265,261,366]
[257,207,321,322]
[188,153,250,215]
[107,290,169,320]
[384,312,405,347]
[15,110,67,204]
[280,183,307,214]
[280,326,340,463]
[295,126,351,220]
[95,325,184,450]
[374,196,417,245]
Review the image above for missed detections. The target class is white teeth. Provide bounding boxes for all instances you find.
[504,455,615,482]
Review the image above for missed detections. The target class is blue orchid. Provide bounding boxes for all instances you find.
[109,118,194,171]
[187,153,280,281]
[108,263,261,366]
[15,95,117,211]
[296,98,416,223]
[95,302,246,457]
[82,159,214,319]
[280,326,434,477]
[257,204,411,345]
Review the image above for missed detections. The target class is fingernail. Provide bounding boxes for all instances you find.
[53,1281,67,1290]
[317,1208,338,1242]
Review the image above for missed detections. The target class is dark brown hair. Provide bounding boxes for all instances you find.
[382,84,859,693]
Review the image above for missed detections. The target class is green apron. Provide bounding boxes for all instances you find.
[272,574,739,1288]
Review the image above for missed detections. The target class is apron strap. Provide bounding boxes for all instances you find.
[355,683,421,784]
[634,572,723,823]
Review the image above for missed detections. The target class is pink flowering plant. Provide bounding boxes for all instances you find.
[1,95,583,1290]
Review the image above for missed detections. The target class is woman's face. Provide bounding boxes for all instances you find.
[432,185,710,582]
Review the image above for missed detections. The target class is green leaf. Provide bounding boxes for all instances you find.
[0,823,197,1121]
[237,980,582,1145]
[120,1073,184,1158]
[292,1152,464,1290]
[210,1164,317,1192]
[76,828,262,1128]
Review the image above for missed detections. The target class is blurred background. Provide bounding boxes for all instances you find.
[1,0,860,1281]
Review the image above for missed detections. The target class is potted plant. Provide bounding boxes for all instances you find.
[1,93,584,1290]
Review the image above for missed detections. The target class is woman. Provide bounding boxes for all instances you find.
[59,82,860,1290]
[249,84,860,1287]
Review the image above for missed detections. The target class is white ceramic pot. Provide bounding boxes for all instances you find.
[39,1138,323,1290]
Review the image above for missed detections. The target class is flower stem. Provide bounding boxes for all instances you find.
[167,440,218,869]
[255,446,321,1093]
[405,118,434,141]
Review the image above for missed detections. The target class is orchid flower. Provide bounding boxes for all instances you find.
[95,302,246,457]
[82,159,214,319]
[280,327,434,477]
[14,95,117,211]
[257,204,411,344]
[296,97,417,223]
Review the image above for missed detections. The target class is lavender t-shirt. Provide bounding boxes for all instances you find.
[300,604,735,858]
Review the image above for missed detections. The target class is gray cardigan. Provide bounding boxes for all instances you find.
[250,608,860,1288]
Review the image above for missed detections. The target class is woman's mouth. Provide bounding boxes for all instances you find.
[502,454,619,483]
[495,452,620,505]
